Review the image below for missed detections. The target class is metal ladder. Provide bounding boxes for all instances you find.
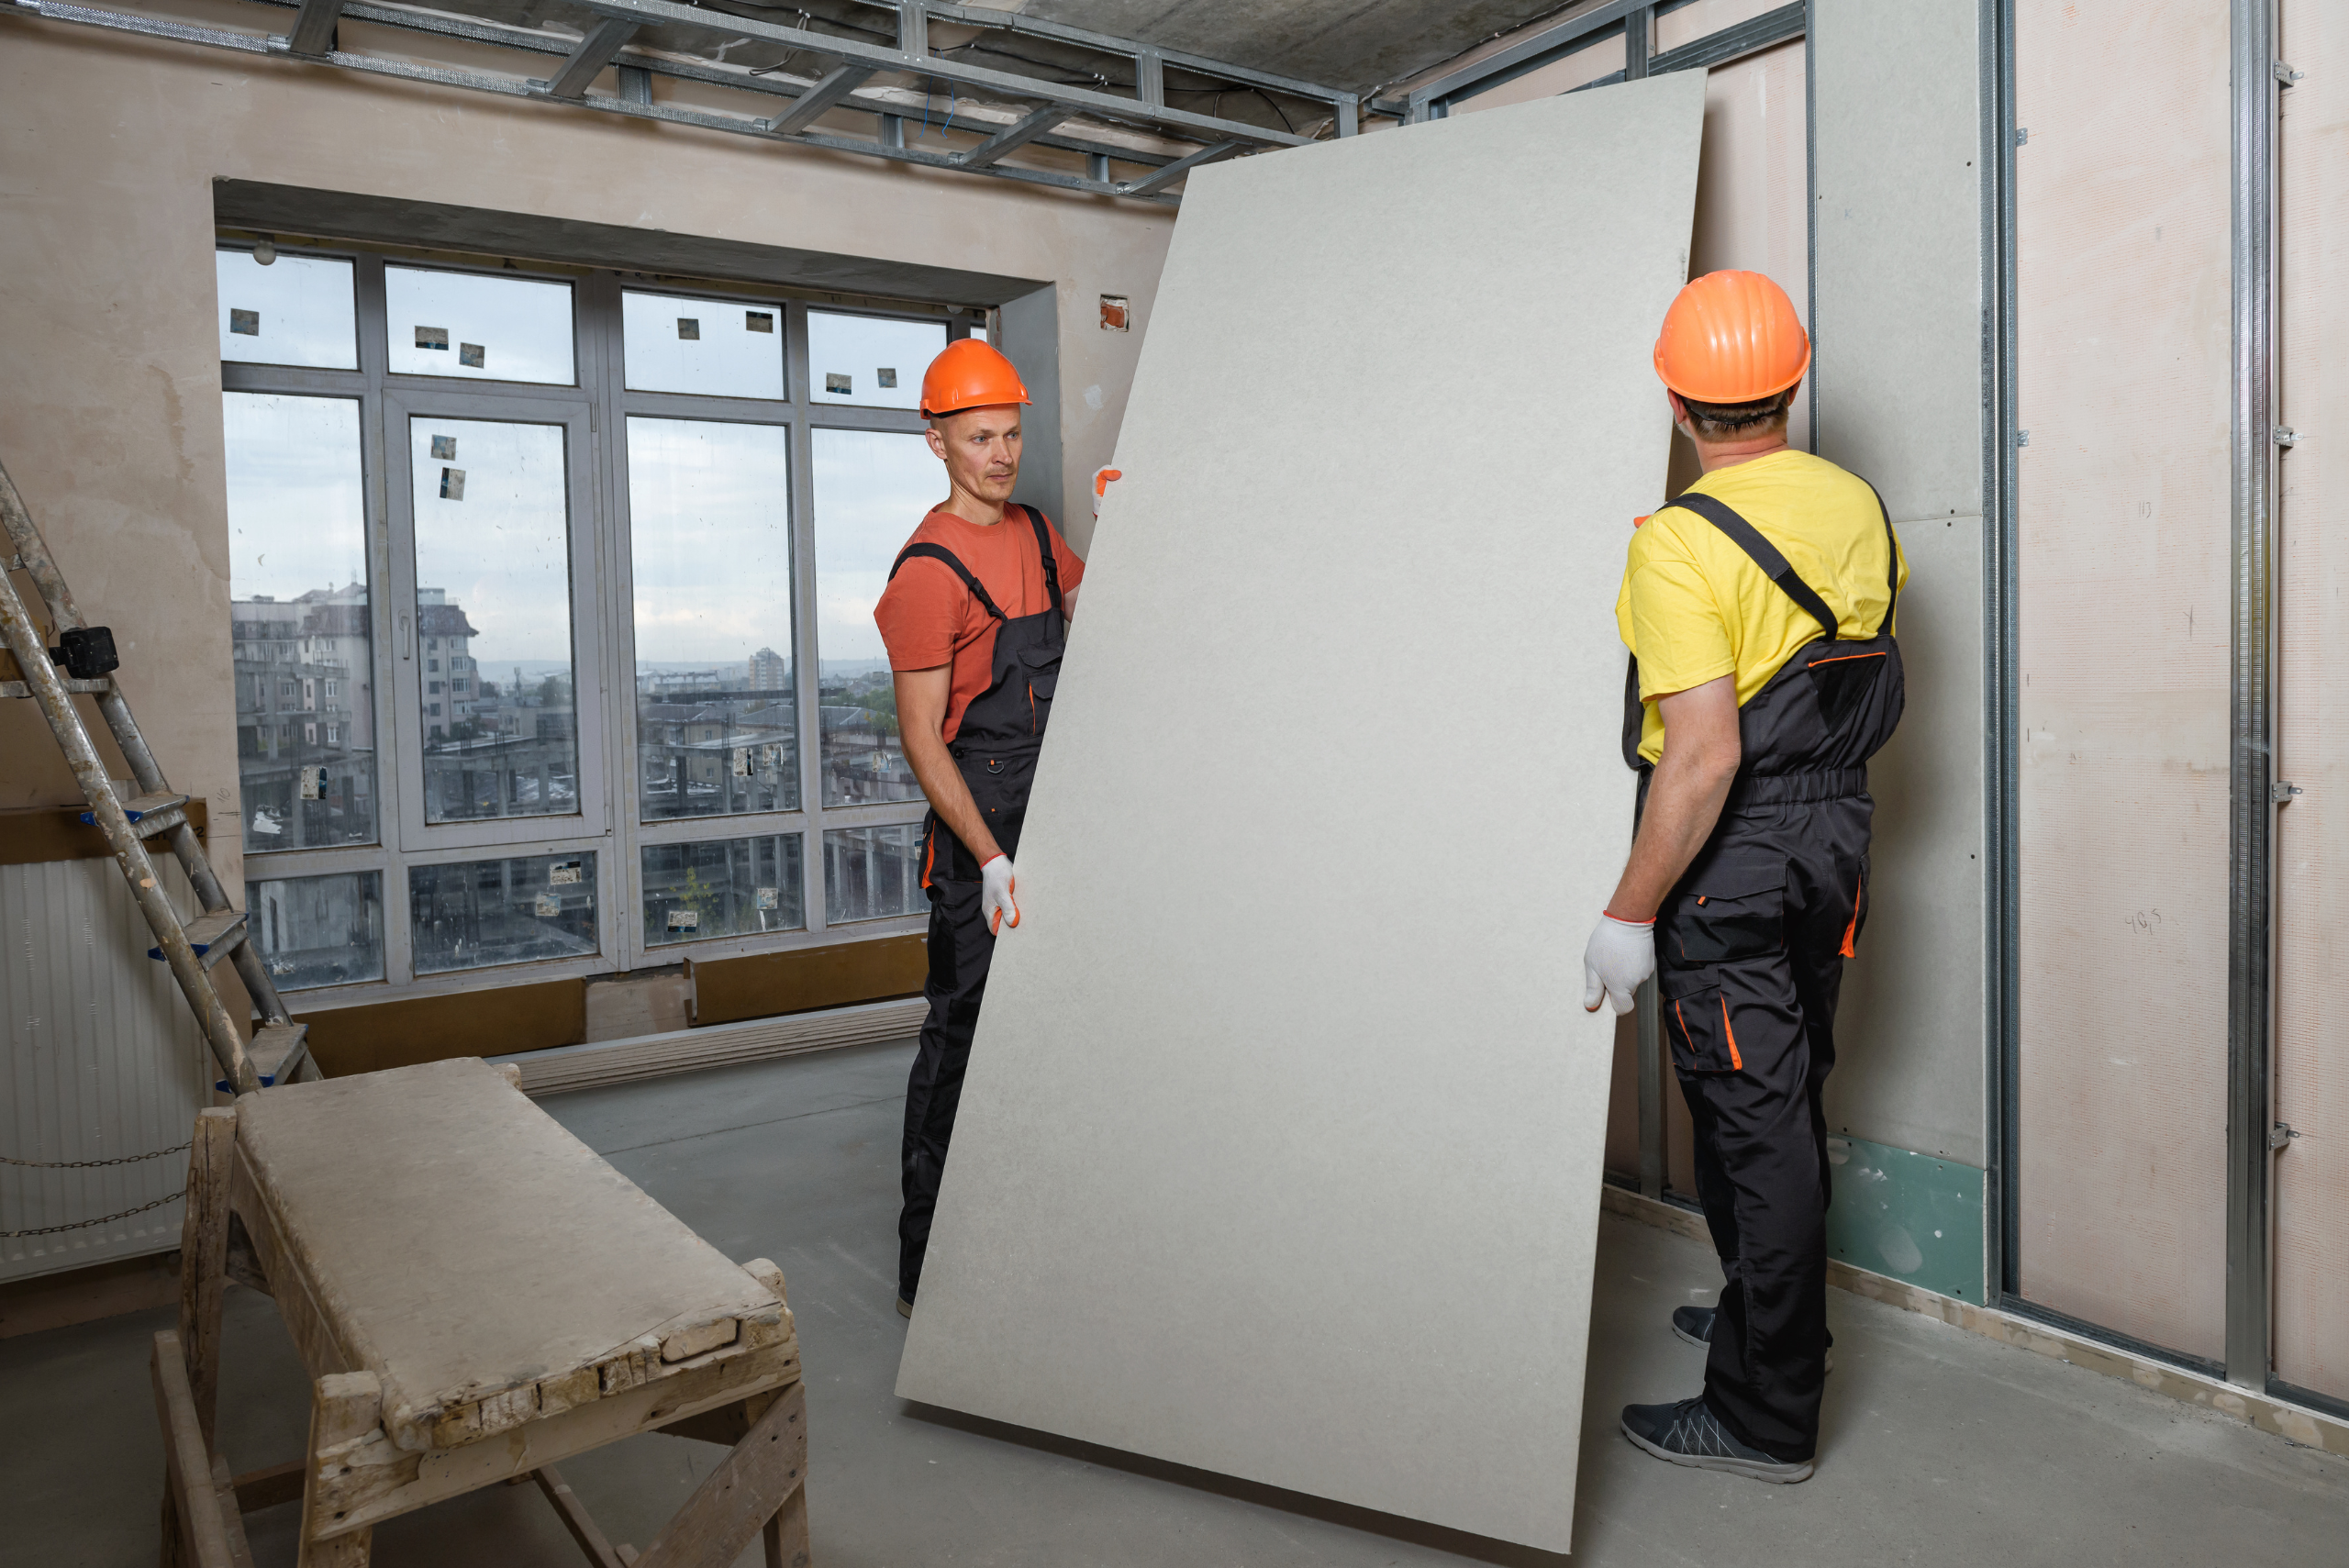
[0,459,306,1097]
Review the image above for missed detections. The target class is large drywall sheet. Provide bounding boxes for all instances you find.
[1810,0,1988,1172]
[896,75,1704,1553]
[2273,0,2349,1405]
[2012,0,2231,1360]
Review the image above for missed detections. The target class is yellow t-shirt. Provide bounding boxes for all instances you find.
[1615,449,1907,764]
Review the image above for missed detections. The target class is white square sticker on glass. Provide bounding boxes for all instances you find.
[807,310,947,409]
[385,265,574,384]
[217,249,359,370]
[622,290,785,399]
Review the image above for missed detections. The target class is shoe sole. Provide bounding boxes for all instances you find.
[896,1297,913,1318]
[1621,1419,1815,1484]
[1671,1323,1833,1373]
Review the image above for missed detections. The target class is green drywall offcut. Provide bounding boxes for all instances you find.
[1828,1134,1984,1303]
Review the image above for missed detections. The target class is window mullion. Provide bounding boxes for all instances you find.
[785,299,829,934]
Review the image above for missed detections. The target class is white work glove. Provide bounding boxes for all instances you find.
[1583,911,1656,1015]
[980,854,1019,935]
[1092,466,1122,519]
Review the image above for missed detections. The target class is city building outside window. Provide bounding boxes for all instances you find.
[217,241,984,1000]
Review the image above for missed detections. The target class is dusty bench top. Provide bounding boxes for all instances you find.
[234,1056,786,1451]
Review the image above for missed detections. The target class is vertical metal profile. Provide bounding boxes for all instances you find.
[1981,0,2021,1305]
[1624,6,1651,80]
[2223,0,2279,1392]
[1803,0,1817,452]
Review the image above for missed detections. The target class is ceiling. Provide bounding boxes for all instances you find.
[993,0,1575,97]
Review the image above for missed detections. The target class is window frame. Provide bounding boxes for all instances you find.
[222,243,981,1005]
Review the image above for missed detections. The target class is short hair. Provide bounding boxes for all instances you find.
[1681,386,1795,439]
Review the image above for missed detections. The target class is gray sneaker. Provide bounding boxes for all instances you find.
[1671,1306,1833,1371]
[1620,1396,1815,1483]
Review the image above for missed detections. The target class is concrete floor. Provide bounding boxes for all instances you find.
[5,1038,2344,1567]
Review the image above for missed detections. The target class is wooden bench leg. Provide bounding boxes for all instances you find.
[630,1382,808,1568]
[176,1108,238,1446]
[762,1482,810,1568]
[297,1372,382,1568]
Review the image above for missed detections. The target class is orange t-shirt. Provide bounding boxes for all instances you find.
[873,505,1085,743]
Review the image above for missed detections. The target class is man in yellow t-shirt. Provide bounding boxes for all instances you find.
[1586,272,1908,1485]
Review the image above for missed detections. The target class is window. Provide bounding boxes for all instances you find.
[223,245,985,998]
[222,393,375,852]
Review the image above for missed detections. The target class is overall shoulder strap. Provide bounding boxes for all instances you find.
[890,543,1008,621]
[1862,479,1899,632]
[1021,505,1064,614]
[1664,492,1840,644]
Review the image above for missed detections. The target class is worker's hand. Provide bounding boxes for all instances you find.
[1092,467,1122,518]
[1582,911,1655,1015]
[980,854,1019,935]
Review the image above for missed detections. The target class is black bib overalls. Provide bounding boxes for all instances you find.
[890,504,1066,1305]
[1626,486,1904,1462]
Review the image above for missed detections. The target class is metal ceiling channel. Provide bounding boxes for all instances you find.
[0,0,1358,204]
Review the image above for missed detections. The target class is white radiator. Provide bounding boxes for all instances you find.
[1,856,209,1283]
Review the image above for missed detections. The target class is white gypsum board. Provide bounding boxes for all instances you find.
[895,73,1703,1554]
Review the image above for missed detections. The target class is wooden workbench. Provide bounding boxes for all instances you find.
[153,1056,810,1567]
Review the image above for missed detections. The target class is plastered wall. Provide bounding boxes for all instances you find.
[0,5,1175,906]
[2011,0,2232,1362]
[1810,0,1988,1168]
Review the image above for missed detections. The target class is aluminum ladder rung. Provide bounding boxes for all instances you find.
[150,908,248,969]
[83,790,188,826]
[2,676,113,697]
[236,1022,311,1090]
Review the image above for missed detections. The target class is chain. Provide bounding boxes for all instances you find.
[0,1140,190,1170]
[3,1188,184,1238]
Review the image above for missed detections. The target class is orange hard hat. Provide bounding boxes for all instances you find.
[1653,270,1810,403]
[920,339,1031,417]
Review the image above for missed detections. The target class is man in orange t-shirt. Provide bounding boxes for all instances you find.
[874,339,1085,1318]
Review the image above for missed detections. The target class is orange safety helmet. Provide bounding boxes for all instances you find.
[1653,270,1810,404]
[919,339,1031,417]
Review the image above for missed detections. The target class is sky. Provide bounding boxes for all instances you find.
[811,428,945,666]
[223,393,367,603]
[410,418,574,667]
[628,417,793,666]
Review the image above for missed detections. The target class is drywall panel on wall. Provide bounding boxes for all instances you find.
[2272,0,2349,1406]
[1827,511,1987,1165]
[2012,0,2231,1362]
[2,858,209,1283]
[1812,0,1983,522]
[896,76,1705,1554]
[1808,0,1987,1173]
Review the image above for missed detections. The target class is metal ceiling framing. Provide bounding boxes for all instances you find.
[0,0,1360,204]
[1378,0,1808,121]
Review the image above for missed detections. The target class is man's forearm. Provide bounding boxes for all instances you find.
[903,727,1002,864]
[1607,756,1736,920]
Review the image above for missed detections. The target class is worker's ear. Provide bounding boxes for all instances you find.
[923,421,949,462]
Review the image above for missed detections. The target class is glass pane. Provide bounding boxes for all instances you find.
[224,394,378,851]
[807,311,945,409]
[622,291,785,399]
[385,266,574,384]
[409,418,579,823]
[813,428,936,807]
[409,851,598,975]
[244,872,384,989]
[641,834,805,948]
[627,418,798,820]
[823,824,925,923]
[217,250,358,370]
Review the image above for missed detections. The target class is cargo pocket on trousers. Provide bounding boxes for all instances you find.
[1662,980,1742,1074]
[1660,859,1787,964]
